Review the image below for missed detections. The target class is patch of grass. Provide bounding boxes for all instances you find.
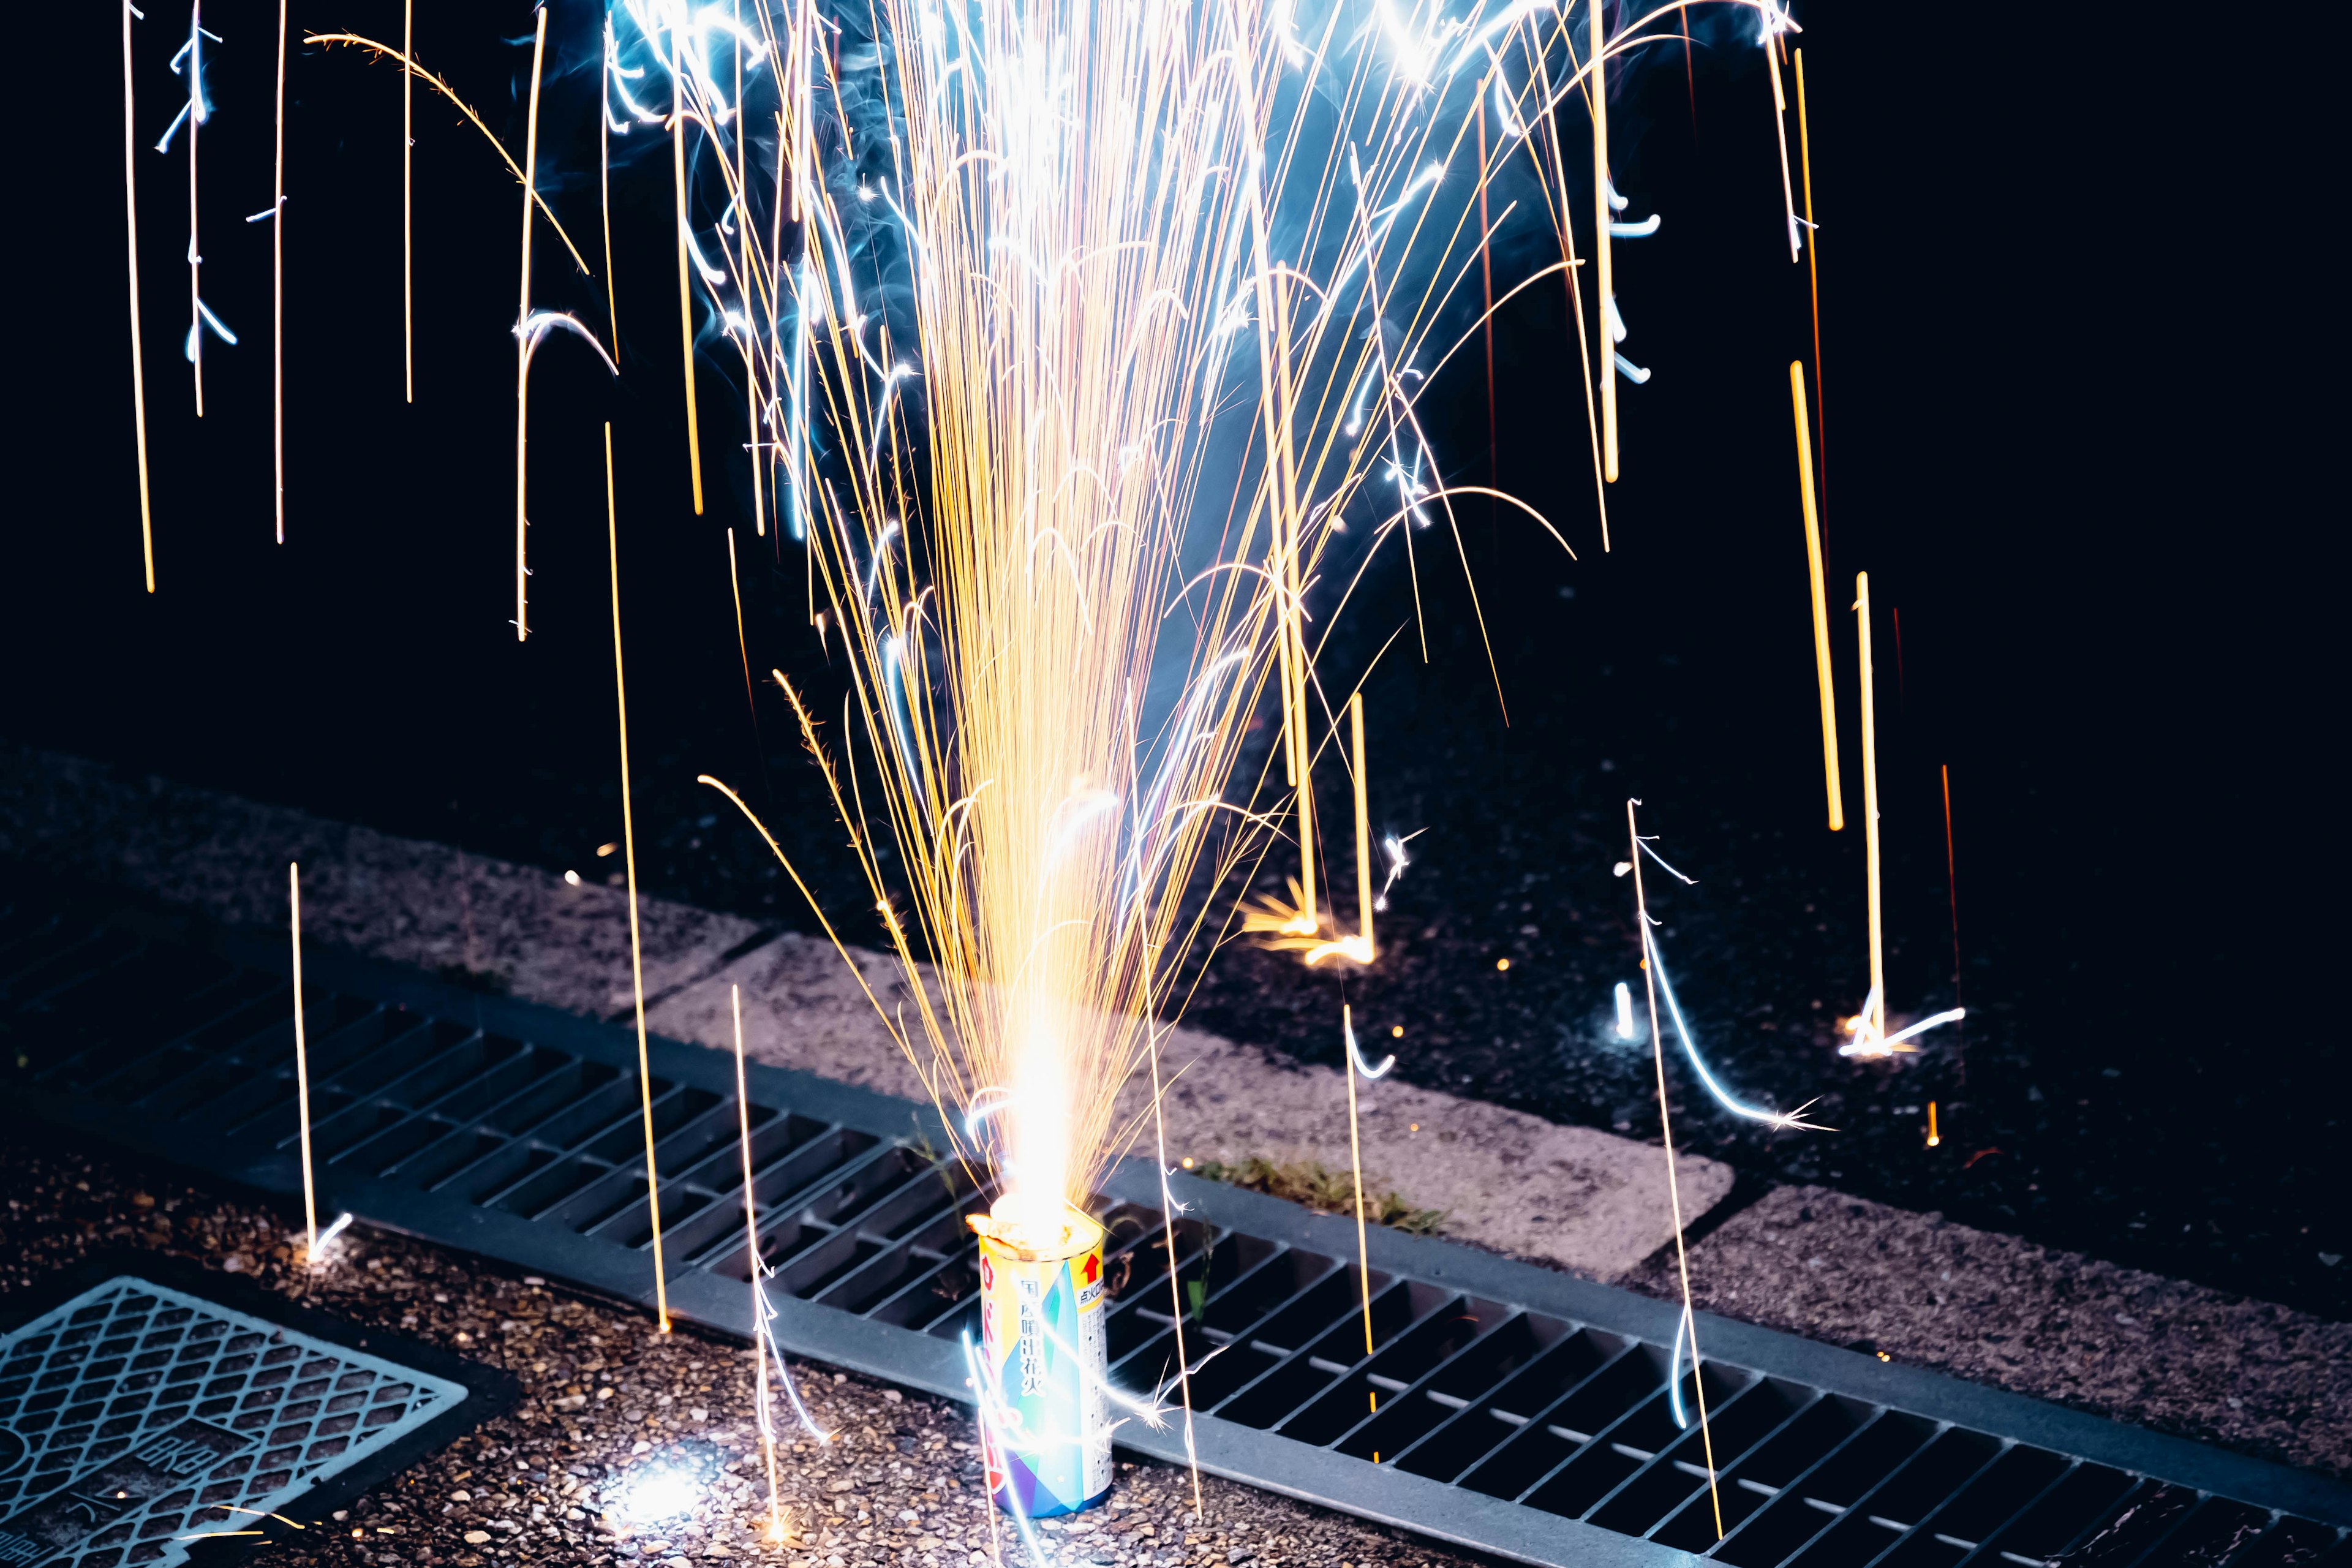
[1191,1156,1445,1235]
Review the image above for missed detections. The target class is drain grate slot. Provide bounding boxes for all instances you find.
[7,893,2348,1568]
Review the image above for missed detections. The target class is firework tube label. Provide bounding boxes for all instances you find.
[976,1214,1110,1517]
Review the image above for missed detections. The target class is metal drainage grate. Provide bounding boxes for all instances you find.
[0,1257,507,1568]
[6,893,2348,1568]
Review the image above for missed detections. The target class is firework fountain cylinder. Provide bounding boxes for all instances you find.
[972,1206,1112,1518]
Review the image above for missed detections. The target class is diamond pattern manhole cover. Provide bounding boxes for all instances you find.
[0,1261,508,1568]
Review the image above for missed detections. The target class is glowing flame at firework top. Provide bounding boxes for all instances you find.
[636,0,1796,1227]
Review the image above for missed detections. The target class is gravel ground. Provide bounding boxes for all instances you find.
[1,1134,1484,1568]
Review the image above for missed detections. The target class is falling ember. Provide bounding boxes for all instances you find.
[1479,105,1496,497]
[290,861,315,1262]
[179,0,210,417]
[303,34,597,277]
[1790,362,1843,831]
[726,529,763,778]
[1514,28,1610,546]
[306,1210,355,1263]
[1926,1101,1941,1148]
[1145,1017,1205,1518]
[1341,1005,1389,1367]
[1892,605,1907,709]
[123,0,154,592]
[1374,827,1421,913]
[1943,762,1966,1066]
[1645,927,1827,1133]
[1592,0,1618,483]
[205,1508,309,1532]
[271,0,287,543]
[1856,571,1885,1044]
[1839,578,1965,1060]
[1794,47,1824,518]
[1306,695,1376,967]
[402,0,413,402]
[1625,802,1724,1539]
[733,984,788,1545]
[1278,387,1318,940]
[511,7,548,643]
[607,424,669,1332]
[598,15,617,356]
[672,86,704,517]
[1762,9,1801,262]
[734,25,761,539]
[1348,696,1375,962]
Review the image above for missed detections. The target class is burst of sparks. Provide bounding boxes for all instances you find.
[1839,996,1967,1058]
[293,0,1850,1303]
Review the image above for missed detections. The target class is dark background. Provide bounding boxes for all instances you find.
[8,2,2342,1316]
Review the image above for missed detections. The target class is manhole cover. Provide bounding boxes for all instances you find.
[0,1259,508,1568]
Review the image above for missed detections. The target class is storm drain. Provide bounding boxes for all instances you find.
[0,1259,504,1568]
[5,894,2348,1568]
